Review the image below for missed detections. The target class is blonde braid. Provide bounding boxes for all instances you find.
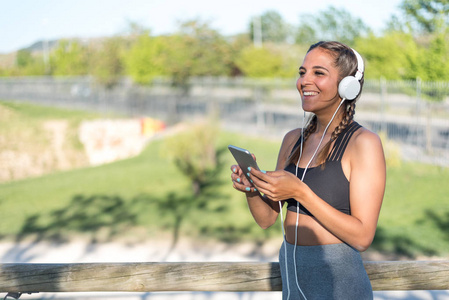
[303,115,318,141]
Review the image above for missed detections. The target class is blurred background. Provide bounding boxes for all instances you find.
[0,0,448,299]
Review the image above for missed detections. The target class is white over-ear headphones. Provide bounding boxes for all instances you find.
[338,48,364,100]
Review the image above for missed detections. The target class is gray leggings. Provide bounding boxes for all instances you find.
[279,240,373,300]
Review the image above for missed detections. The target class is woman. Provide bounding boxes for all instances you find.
[230,41,386,299]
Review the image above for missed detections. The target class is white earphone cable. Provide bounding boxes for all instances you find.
[278,111,306,300]
[281,98,346,300]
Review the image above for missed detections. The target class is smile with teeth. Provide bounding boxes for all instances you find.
[303,91,319,96]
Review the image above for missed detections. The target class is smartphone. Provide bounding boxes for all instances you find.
[228,145,259,182]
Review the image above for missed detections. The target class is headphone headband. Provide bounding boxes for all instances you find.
[351,48,364,81]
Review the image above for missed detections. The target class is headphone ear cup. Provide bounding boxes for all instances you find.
[338,76,361,100]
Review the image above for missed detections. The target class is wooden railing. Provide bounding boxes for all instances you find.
[0,261,448,294]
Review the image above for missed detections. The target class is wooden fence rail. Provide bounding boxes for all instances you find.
[0,261,448,293]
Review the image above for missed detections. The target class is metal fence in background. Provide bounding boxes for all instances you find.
[0,76,448,166]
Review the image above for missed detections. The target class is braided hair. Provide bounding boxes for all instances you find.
[286,41,364,167]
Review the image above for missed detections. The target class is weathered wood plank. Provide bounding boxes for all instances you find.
[0,262,281,292]
[365,261,449,291]
[0,261,448,293]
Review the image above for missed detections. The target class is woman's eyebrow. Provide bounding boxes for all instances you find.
[312,66,329,72]
[299,66,329,72]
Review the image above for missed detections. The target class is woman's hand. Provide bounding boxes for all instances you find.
[248,168,306,202]
[230,154,258,193]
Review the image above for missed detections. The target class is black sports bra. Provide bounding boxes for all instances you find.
[284,122,362,216]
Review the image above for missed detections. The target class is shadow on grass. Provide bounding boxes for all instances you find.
[8,145,262,261]
[8,187,261,262]
[372,225,440,259]
[15,194,448,261]
[420,209,449,240]
[15,194,140,244]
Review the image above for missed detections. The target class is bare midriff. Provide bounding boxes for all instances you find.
[284,210,343,246]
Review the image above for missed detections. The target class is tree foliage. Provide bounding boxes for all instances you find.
[16,50,34,68]
[236,46,283,78]
[163,20,232,87]
[15,50,46,76]
[354,32,419,80]
[161,120,223,197]
[90,37,125,88]
[417,33,449,101]
[400,0,449,33]
[236,44,303,78]
[420,33,449,82]
[296,6,370,46]
[2,6,449,91]
[250,10,292,44]
[124,33,167,85]
[50,40,88,76]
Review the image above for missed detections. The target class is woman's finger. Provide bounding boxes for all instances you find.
[233,180,258,193]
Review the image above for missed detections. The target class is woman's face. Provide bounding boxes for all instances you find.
[296,48,341,114]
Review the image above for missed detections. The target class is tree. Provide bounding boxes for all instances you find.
[125,32,167,85]
[50,40,88,75]
[295,23,318,46]
[235,44,304,78]
[250,10,292,44]
[421,34,449,82]
[354,32,420,80]
[15,50,46,76]
[227,33,252,76]
[16,50,34,68]
[385,14,412,34]
[235,46,283,78]
[400,0,449,33]
[164,19,232,87]
[296,6,371,46]
[417,33,449,102]
[161,120,223,197]
[355,31,449,85]
[90,37,125,88]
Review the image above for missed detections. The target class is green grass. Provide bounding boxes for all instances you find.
[0,101,101,120]
[373,163,449,257]
[0,126,283,244]
[0,101,448,258]
[1,131,448,257]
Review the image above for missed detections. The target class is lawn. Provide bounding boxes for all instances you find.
[374,163,449,257]
[0,101,448,258]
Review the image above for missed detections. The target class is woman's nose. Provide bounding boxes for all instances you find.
[296,78,302,91]
[300,71,313,84]
[297,74,311,90]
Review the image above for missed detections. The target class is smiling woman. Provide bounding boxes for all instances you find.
[230,41,386,300]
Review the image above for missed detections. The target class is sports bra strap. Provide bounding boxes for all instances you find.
[328,122,361,162]
[290,134,303,156]
[289,121,361,162]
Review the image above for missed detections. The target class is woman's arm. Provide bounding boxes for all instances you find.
[326,129,386,250]
[231,128,301,229]
[249,129,386,251]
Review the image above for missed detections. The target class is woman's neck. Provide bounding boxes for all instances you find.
[315,111,344,135]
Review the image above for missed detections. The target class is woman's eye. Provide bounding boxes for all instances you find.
[315,71,324,76]
[299,71,305,76]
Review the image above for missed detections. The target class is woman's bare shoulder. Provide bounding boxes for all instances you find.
[352,126,382,148]
[281,128,302,150]
[276,128,302,169]
[348,125,384,161]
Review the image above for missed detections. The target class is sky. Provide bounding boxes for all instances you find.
[0,0,403,54]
